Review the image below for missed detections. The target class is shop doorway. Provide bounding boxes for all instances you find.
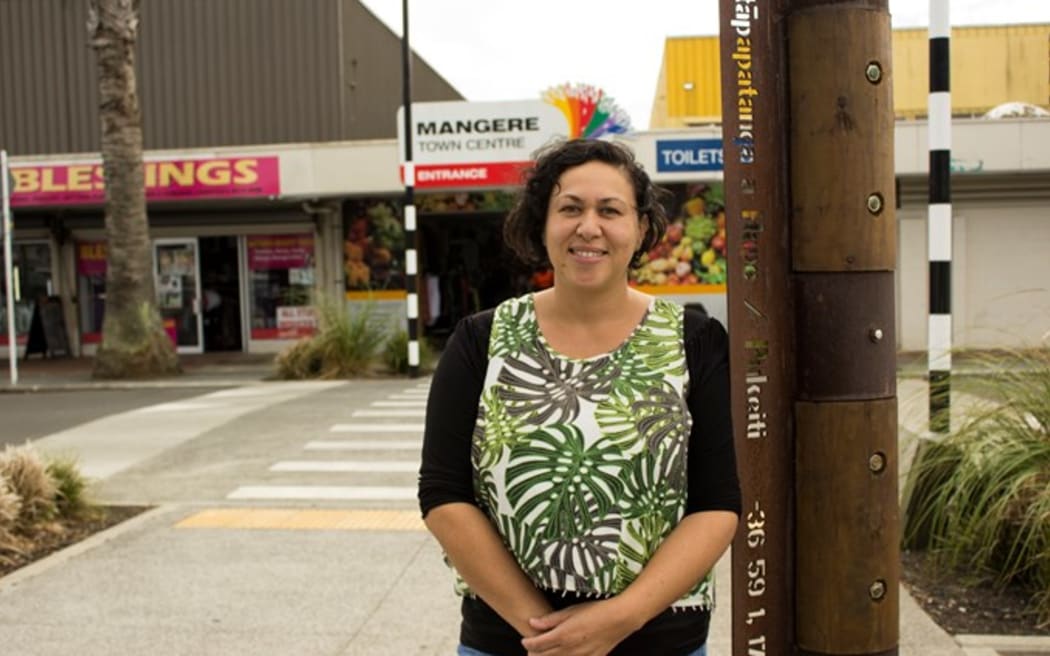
[199,236,243,352]
[418,213,523,341]
[154,238,203,354]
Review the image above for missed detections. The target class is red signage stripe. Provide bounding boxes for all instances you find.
[400,161,532,189]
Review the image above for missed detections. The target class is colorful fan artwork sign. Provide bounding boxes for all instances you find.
[542,84,631,140]
[397,85,632,189]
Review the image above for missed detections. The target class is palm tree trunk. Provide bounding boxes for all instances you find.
[88,0,178,378]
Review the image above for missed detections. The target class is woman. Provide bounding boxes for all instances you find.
[419,139,740,656]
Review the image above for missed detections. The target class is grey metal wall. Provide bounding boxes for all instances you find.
[0,0,97,154]
[0,0,463,156]
[342,0,462,140]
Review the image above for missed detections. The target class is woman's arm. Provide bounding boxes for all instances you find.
[425,502,554,637]
[418,312,553,637]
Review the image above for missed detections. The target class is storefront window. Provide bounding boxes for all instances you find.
[76,241,107,344]
[344,198,405,291]
[247,234,316,340]
[629,182,728,289]
[0,242,53,341]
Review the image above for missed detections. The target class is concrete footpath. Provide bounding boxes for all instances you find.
[0,356,1041,655]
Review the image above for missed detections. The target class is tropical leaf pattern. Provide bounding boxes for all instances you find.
[505,425,626,538]
[498,513,545,579]
[490,300,538,358]
[609,342,665,400]
[633,383,691,489]
[461,293,713,610]
[472,387,528,471]
[540,508,621,592]
[497,345,617,426]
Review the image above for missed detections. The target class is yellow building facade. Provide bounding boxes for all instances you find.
[650,23,1050,127]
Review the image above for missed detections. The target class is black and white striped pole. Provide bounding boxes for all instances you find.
[928,0,951,433]
[401,0,420,377]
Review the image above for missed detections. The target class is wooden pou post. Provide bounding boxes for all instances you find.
[721,1,899,654]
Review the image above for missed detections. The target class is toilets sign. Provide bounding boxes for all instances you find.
[656,139,724,173]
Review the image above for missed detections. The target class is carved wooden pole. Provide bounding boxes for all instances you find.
[789,2,898,654]
[719,1,796,654]
[722,1,899,654]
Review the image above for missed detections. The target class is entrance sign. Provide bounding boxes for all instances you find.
[10,156,280,207]
[397,100,564,188]
[397,87,632,189]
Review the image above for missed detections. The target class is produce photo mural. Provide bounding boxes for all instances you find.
[344,199,406,291]
[416,191,515,214]
[630,182,727,288]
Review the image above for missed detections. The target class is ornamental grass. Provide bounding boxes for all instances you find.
[275,295,388,379]
[46,456,97,521]
[0,443,57,527]
[903,345,1050,627]
[381,329,436,375]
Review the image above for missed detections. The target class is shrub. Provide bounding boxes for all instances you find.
[274,337,323,379]
[381,329,435,375]
[0,474,24,565]
[0,444,57,527]
[275,295,388,379]
[903,346,1050,626]
[46,456,96,520]
[0,473,22,535]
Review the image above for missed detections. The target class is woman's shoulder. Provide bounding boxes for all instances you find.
[453,293,532,348]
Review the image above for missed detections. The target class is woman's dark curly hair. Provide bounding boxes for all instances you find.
[503,139,670,268]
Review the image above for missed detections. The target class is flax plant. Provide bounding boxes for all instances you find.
[275,295,388,379]
[381,329,435,375]
[46,457,97,521]
[903,346,1050,626]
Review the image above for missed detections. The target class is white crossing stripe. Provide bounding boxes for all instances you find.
[133,402,222,413]
[330,423,424,433]
[270,461,419,473]
[371,401,426,407]
[227,486,417,501]
[390,393,428,399]
[353,409,425,418]
[305,440,421,451]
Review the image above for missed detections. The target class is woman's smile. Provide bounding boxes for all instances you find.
[544,160,647,290]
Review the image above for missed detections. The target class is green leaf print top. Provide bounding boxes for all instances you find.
[464,293,713,610]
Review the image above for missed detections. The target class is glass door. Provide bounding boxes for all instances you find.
[154,238,203,354]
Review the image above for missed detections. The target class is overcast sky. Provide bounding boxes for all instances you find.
[359,1,1050,129]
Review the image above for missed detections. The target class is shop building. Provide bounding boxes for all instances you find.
[4,11,1048,356]
[649,25,1050,350]
[0,0,461,356]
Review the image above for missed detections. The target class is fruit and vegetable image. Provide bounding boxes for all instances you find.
[417,191,515,214]
[630,183,727,287]
[344,199,406,290]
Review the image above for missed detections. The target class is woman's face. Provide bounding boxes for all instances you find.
[543,160,648,293]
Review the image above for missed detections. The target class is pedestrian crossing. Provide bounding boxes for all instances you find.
[303,440,420,451]
[330,423,425,433]
[224,381,431,505]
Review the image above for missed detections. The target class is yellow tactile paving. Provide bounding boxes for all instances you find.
[175,508,426,532]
